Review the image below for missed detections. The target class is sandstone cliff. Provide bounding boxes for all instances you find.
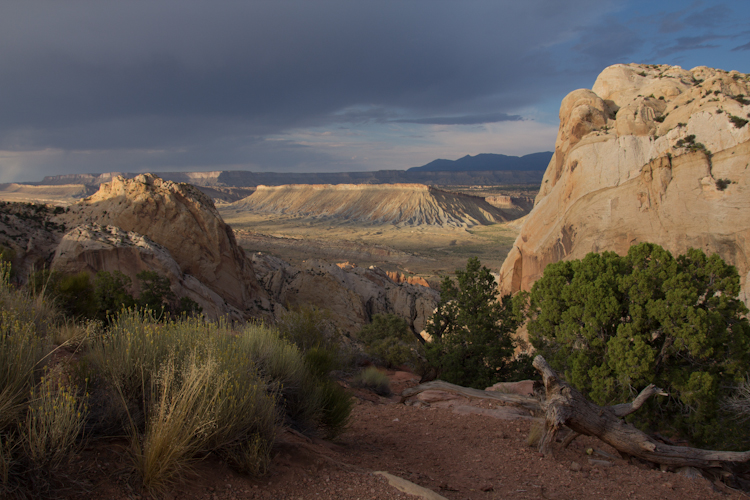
[52,225,243,318]
[498,64,750,303]
[231,184,513,227]
[66,174,270,317]
[252,254,439,335]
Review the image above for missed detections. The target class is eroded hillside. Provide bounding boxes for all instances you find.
[228,183,517,228]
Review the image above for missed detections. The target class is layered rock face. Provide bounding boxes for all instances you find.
[52,225,242,319]
[231,184,512,227]
[252,254,439,335]
[498,64,750,302]
[65,174,270,317]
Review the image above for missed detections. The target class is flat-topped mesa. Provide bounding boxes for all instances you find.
[72,173,270,317]
[232,183,512,227]
[498,63,750,303]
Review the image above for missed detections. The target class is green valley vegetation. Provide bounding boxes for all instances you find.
[0,262,352,497]
[527,243,750,449]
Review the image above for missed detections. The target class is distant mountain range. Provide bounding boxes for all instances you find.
[408,152,553,172]
[31,152,553,188]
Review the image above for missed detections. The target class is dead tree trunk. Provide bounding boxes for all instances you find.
[533,355,750,469]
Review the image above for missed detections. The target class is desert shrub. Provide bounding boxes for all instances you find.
[51,318,102,350]
[0,245,15,263]
[276,304,339,353]
[24,376,87,470]
[425,257,532,389]
[130,352,224,494]
[0,263,52,432]
[716,178,732,191]
[315,379,353,439]
[94,270,135,321]
[29,270,97,320]
[729,114,749,128]
[135,270,174,313]
[353,366,391,396]
[357,314,423,369]
[528,243,750,449]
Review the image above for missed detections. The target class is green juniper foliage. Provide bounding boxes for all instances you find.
[528,243,750,449]
[357,313,423,369]
[425,257,530,389]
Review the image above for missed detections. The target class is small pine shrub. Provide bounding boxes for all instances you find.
[716,178,732,191]
[276,305,339,353]
[357,314,423,369]
[729,114,749,129]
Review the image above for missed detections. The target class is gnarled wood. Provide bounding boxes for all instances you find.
[533,355,750,469]
[401,380,540,412]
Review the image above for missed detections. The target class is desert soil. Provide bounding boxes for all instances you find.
[72,372,742,500]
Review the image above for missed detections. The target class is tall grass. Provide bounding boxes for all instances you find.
[1,266,353,495]
[0,262,52,432]
[25,376,87,469]
[131,353,224,493]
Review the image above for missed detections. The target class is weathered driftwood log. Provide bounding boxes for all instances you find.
[533,355,750,469]
[401,380,540,412]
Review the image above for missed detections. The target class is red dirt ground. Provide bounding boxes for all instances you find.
[69,371,745,500]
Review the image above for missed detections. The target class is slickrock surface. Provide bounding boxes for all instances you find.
[498,64,750,303]
[230,184,512,228]
[64,173,271,316]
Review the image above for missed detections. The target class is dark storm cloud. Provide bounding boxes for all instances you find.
[656,34,727,58]
[0,0,609,156]
[394,113,523,125]
[683,4,731,29]
[572,19,644,68]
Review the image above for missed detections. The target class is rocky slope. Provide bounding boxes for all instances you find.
[230,183,513,228]
[51,225,245,319]
[252,254,439,334]
[60,173,271,317]
[498,63,750,303]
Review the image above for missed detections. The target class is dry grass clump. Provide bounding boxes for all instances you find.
[527,420,545,447]
[353,366,391,396]
[1,262,353,496]
[0,263,86,496]
[25,375,87,469]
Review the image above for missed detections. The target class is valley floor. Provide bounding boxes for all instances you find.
[221,209,520,282]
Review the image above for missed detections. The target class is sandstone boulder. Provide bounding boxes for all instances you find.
[52,224,244,319]
[499,63,750,305]
[68,174,270,316]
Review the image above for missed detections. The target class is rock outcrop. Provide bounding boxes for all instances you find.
[498,64,750,303]
[65,174,270,317]
[230,184,513,227]
[52,225,243,319]
[251,254,439,335]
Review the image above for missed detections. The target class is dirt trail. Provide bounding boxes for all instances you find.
[81,372,738,500]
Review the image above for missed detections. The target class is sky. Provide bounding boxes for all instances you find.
[1,0,749,183]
